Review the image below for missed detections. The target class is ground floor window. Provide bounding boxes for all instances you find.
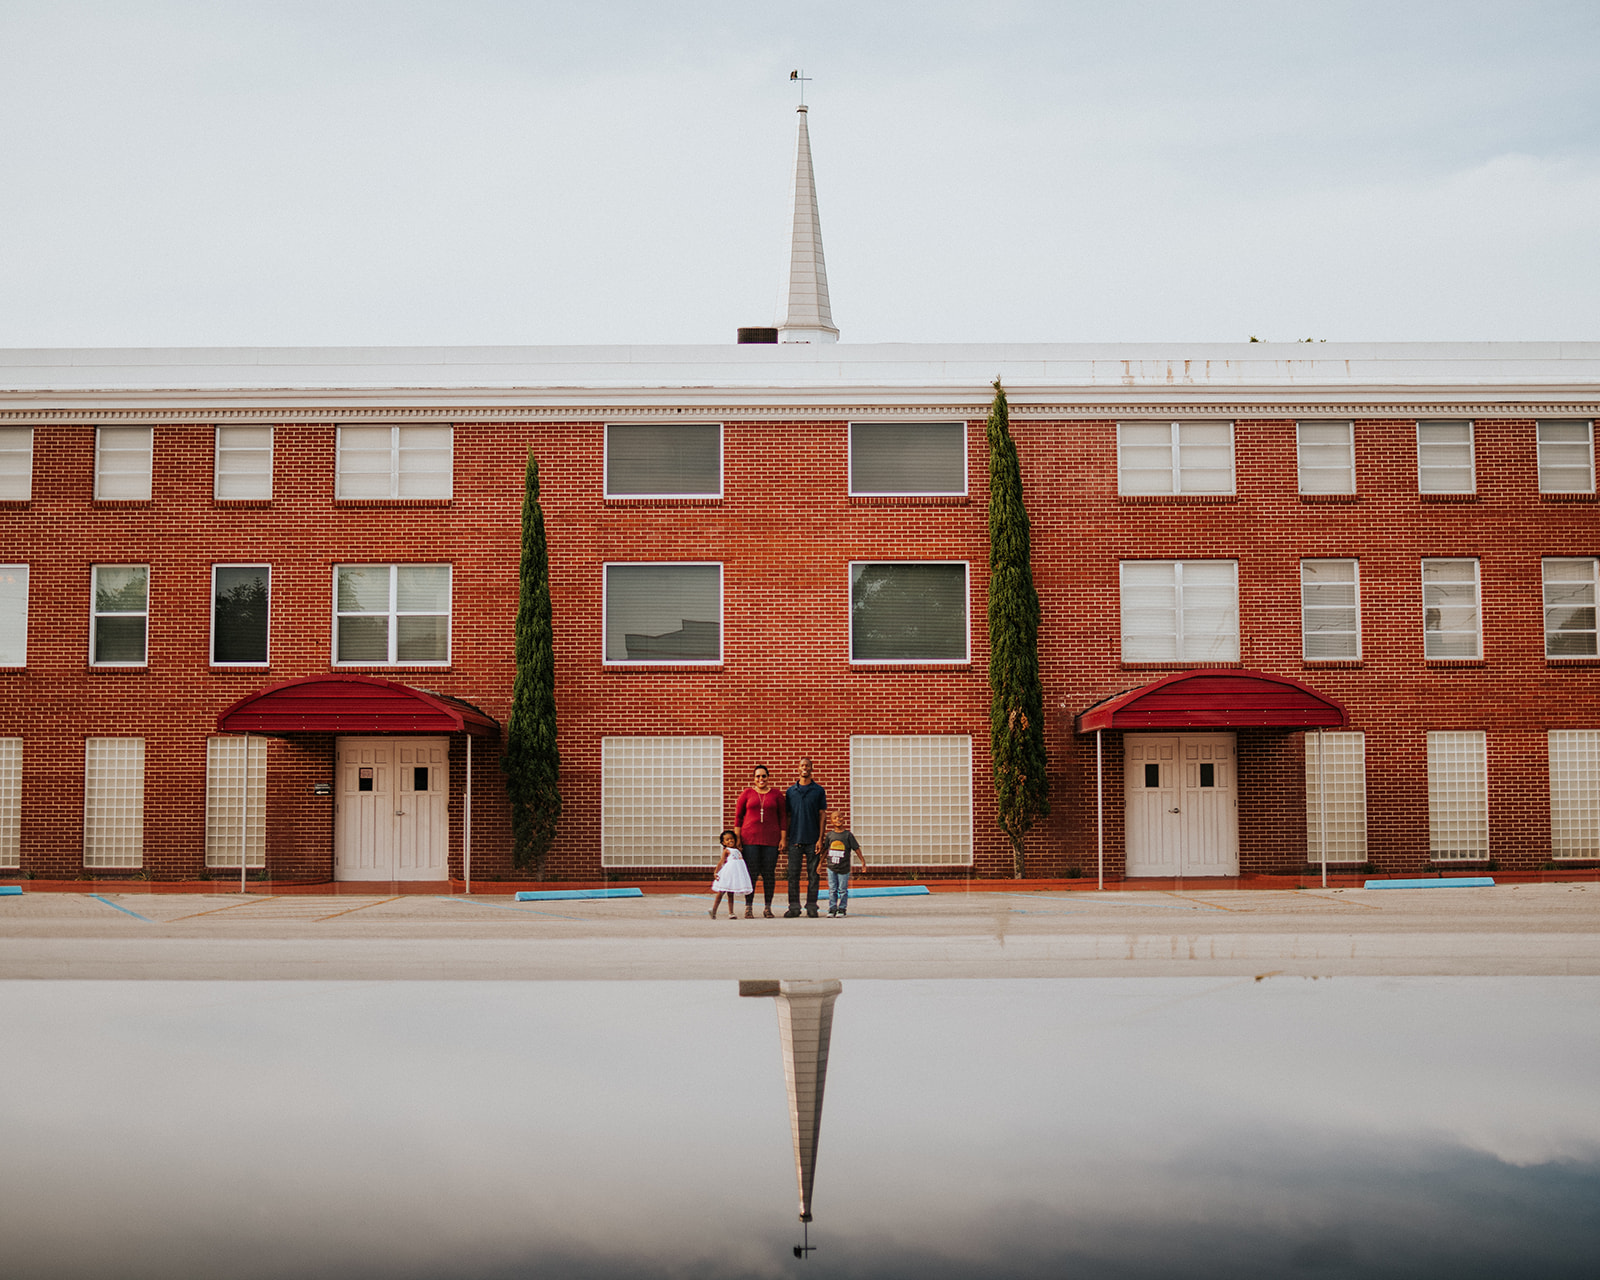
[205,737,266,868]
[1304,731,1367,864]
[1427,731,1488,861]
[0,738,19,869]
[600,736,722,868]
[1549,730,1600,860]
[84,737,144,868]
[849,735,972,865]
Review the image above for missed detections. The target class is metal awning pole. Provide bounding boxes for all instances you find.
[1096,729,1104,892]
[240,735,249,894]
[464,734,473,896]
[1318,727,1328,890]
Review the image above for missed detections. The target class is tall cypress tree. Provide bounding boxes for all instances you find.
[986,379,1048,878]
[502,451,561,873]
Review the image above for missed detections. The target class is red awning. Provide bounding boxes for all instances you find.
[216,675,500,737]
[1075,669,1346,733]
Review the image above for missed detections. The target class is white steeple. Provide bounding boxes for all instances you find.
[778,104,840,344]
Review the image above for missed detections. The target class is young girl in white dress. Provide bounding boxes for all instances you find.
[709,829,753,919]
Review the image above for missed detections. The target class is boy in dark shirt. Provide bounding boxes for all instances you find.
[820,809,866,917]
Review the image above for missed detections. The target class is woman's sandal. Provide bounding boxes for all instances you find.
[763,907,775,918]
[744,905,754,918]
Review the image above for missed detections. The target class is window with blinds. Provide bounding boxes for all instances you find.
[1422,559,1481,659]
[1301,559,1360,659]
[214,426,274,499]
[1120,560,1239,662]
[1543,558,1598,657]
[1118,421,1234,495]
[1428,731,1488,861]
[604,563,722,663]
[1304,731,1367,864]
[1417,420,1475,493]
[334,564,451,665]
[850,562,968,662]
[1296,421,1355,494]
[605,423,721,498]
[849,422,966,496]
[91,565,149,666]
[601,736,723,867]
[0,566,27,667]
[95,427,153,501]
[1537,420,1595,494]
[1549,730,1600,860]
[337,426,453,499]
[0,427,33,501]
[850,735,972,865]
[84,737,144,868]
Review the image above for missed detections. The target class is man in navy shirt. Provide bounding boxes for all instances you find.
[783,758,828,918]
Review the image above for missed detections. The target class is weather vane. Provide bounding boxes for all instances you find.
[789,69,812,106]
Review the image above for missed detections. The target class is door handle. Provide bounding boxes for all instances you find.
[1168,808,1180,813]
[395,810,405,816]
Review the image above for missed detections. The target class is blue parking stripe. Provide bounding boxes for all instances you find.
[89,894,154,921]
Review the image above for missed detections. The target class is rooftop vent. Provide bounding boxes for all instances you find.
[738,327,779,344]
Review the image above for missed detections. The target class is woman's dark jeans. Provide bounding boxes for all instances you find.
[743,844,779,909]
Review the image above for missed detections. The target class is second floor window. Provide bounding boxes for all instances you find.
[1417,421,1474,494]
[1543,557,1598,657]
[1120,560,1240,662]
[0,565,27,666]
[92,565,149,665]
[334,565,451,664]
[1421,558,1481,659]
[337,426,453,499]
[1118,421,1234,495]
[95,427,153,501]
[850,562,969,663]
[603,563,722,663]
[212,565,271,665]
[1301,559,1360,659]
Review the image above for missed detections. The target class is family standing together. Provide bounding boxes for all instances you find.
[709,758,867,920]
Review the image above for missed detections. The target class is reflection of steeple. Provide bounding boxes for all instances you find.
[740,978,843,1224]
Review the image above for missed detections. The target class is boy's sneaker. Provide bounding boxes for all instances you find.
[827,908,837,916]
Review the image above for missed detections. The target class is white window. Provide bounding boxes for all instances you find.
[212,565,271,665]
[1304,731,1367,864]
[603,564,722,664]
[334,565,451,665]
[850,562,969,663]
[1120,560,1239,662]
[205,737,266,868]
[604,423,721,498]
[0,565,27,666]
[91,565,149,666]
[1537,420,1595,494]
[1301,559,1360,660]
[849,422,967,496]
[1543,558,1598,658]
[1118,421,1234,495]
[1417,420,1474,494]
[600,736,722,868]
[214,426,274,499]
[850,735,972,866]
[336,425,453,499]
[1549,730,1600,860]
[0,738,19,869]
[0,426,33,501]
[1296,420,1355,495]
[1428,730,1488,861]
[1421,558,1481,659]
[84,737,144,868]
[95,426,152,501]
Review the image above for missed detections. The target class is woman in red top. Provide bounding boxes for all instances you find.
[735,764,787,918]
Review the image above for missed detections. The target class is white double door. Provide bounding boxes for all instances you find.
[335,737,450,881]
[1124,733,1239,877]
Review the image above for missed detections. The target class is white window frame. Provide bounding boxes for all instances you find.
[205,737,267,868]
[1427,730,1488,862]
[847,421,968,497]
[336,425,453,500]
[602,563,724,666]
[211,564,272,667]
[94,426,153,501]
[1421,558,1482,660]
[332,564,452,667]
[850,734,973,866]
[0,426,33,501]
[0,565,27,667]
[603,423,723,499]
[1296,420,1355,495]
[1117,421,1235,495]
[600,735,723,868]
[214,425,274,500]
[1549,730,1600,860]
[1537,419,1596,494]
[83,737,145,869]
[1304,731,1367,865]
[848,561,971,665]
[1542,557,1599,658]
[0,738,19,869]
[1416,420,1476,494]
[90,564,150,667]
[1300,559,1361,661]
[1119,560,1240,663]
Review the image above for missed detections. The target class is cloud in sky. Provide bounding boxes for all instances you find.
[0,1,1595,346]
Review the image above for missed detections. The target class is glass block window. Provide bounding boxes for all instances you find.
[1417,420,1474,494]
[214,426,274,499]
[1296,421,1355,494]
[849,422,966,496]
[212,565,271,665]
[336,426,453,499]
[850,735,972,866]
[1543,558,1598,658]
[1118,421,1234,495]
[84,737,144,868]
[1428,731,1488,861]
[1304,731,1367,864]
[1301,559,1360,660]
[601,736,723,868]
[0,738,19,870]
[205,737,266,868]
[605,423,721,498]
[1537,420,1595,494]
[1421,558,1481,659]
[1120,560,1239,662]
[0,565,27,666]
[604,564,722,664]
[850,562,968,663]
[95,427,153,501]
[334,565,451,665]
[1549,730,1600,860]
[0,426,33,501]
[91,565,149,666]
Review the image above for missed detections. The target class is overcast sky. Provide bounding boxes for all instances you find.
[2,0,1597,349]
